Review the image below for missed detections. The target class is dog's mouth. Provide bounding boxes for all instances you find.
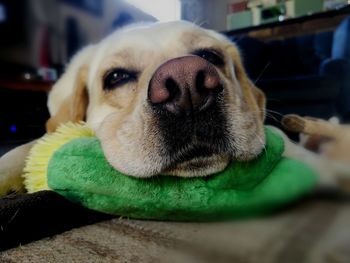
[161,144,231,177]
[163,154,231,177]
[171,145,218,162]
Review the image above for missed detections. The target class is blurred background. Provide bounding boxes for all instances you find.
[0,0,350,153]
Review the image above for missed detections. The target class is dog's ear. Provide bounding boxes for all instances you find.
[46,46,95,133]
[226,44,266,121]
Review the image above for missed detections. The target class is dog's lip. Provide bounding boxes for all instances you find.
[168,155,218,169]
[162,144,229,172]
[162,154,231,176]
[169,145,219,164]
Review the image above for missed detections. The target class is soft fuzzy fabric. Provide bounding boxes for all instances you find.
[22,122,95,192]
[41,126,318,221]
[2,197,350,262]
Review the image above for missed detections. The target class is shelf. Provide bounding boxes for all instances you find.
[0,80,53,92]
[225,4,350,39]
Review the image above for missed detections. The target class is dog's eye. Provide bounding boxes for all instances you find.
[193,49,224,66]
[103,69,137,90]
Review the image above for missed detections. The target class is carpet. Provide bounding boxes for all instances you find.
[0,191,349,263]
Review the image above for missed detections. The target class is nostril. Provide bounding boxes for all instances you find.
[193,68,223,112]
[195,68,222,93]
[165,77,180,103]
[195,70,206,92]
[149,77,181,105]
[205,73,221,90]
[149,83,170,104]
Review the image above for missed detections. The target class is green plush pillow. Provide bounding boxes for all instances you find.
[47,128,317,221]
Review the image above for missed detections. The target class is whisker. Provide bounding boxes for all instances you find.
[252,130,268,161]
[266,109,284,117]
[265,113,280,123]
[197,20,208,27]
[221,107,284,124]
[191,16,208,28]
[254,61,271,84]
[193,18,200,26]
[240,108,284,123]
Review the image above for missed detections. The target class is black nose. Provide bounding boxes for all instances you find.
[148,56,223,114]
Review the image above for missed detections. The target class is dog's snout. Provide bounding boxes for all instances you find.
[148,56,222,113]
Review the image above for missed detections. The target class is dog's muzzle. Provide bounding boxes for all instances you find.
[147,56,229,164]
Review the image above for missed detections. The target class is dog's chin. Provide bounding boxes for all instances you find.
[162,154,231,177]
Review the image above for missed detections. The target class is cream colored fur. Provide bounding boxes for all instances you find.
[0,141,36,195]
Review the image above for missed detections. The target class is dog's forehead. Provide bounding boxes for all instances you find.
[99,21,225,55]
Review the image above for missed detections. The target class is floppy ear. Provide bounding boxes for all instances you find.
[226,44,266,121]
[46,45,95,133]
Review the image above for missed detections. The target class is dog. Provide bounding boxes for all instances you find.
[0,21,348,195]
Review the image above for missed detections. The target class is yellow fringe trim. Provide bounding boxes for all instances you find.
[23,122,94,193]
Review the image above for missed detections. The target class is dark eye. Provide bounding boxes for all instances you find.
[193,49,224,66]
[103,69,137,90]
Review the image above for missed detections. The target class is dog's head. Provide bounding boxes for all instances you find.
[47,21,266,177]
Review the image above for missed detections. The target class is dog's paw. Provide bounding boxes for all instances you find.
[0,180,24,197]
[282,114,306,133]
[0,142,34,197]
[0,163,25,197]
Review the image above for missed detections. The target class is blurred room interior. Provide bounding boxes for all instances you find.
[0,0,350,152]
[0,0,350,260]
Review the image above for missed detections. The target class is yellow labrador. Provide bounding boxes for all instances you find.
[0,21,347,195]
